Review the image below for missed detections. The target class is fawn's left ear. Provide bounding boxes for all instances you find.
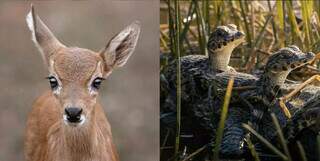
[26,4,65,65]
[100,21,141,75]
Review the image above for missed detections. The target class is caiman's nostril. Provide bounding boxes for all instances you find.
[235,31,244,37]
[305,52,315,60]
[65,107,83,123]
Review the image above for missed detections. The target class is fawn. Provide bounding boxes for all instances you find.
[24,5,140,161]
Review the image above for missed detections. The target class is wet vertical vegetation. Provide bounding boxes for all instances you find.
[160,0,320,160]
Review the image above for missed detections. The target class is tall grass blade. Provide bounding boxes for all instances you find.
[200,3,208,56]
[282,1,287,46]
[286,1,301,44]
[268,0,278,44]
[276,2,284,30]
[276,0,284,47]
[251,2,256,39]
[194,0,208,56]
[167,0,175,56]
[254,11,274,49]
[203,0,210,34]
[239,0,252,47]
[181,145,207,161]
[213,77,234,161]
[173,1,182,160]
[307,1,315,44]
[316,1,320,24]
[245,134,261,161]
[193,0,208,56]
[213,0,223,26]
[317,134,320,161]
[229,1,241,29]
[271,113,292,161]
[297,141,308,161]
[242,124,288,160]
[301,0,313,49]
[179,1,195,49]
[194,0,204,56]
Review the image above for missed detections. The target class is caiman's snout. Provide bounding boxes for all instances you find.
[64,107,83,123]
[208,24,245,52]
[290,51,315,70]
[230,31,245,45]
[235,31,245,39]
[305,52,315,61]
[227,31,245,42]
[298,51,315,65]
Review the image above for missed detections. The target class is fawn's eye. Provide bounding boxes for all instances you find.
[47,76,58,90]
[92,77,105,90]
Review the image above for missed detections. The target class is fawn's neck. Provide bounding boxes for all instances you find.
[209,47,234,72]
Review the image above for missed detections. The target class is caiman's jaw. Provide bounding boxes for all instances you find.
[208,24,245,71]
[260,45,315,90]
[269,52,314,86]
[267,46,315,76]
[287,51,315,70]
[268,46,315,118]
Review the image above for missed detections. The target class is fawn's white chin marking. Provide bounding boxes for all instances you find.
[63,114,86,127]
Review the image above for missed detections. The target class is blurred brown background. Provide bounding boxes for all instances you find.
[0,1,159,161]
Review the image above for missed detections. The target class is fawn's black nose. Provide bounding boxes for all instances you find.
[65,107,83,123]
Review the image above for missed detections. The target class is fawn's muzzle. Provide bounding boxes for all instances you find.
[65,107,83,123]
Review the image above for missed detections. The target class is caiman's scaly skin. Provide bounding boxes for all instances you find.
[209,46,313,158]
[280,94,320,161]
[160,24,246,160]
[160,25,319,161]
[259,92,320,161]
[207,24,245,72]
[280,78,320,112]
[161,24,245,114]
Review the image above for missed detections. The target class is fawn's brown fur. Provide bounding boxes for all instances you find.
[24,6,140,161]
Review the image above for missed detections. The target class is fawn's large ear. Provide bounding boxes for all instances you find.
[26,5,65,65]
[100,21,141,73]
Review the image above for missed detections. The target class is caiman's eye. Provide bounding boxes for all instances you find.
[92,77,105,90]
[216,31,223,36]
[46,76,58,90]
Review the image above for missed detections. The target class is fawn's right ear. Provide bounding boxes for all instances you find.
[26,5,65,65]
[99,21,141,76]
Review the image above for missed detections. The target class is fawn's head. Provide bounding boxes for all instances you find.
[26,6,140,127]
